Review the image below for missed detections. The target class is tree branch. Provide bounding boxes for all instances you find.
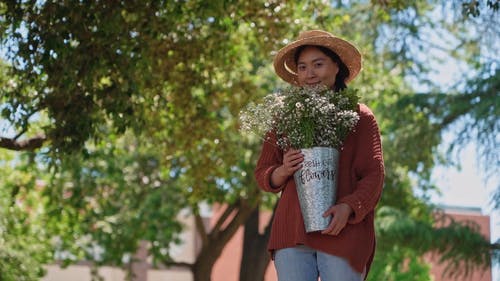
[490,242,500,251]
[162,261,194,270]
[194,212,209,248]
[0,134,46,151]
[211,202,237,237]
[218,200,257,244]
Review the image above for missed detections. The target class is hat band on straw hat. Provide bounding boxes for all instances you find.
[273,30,362,85]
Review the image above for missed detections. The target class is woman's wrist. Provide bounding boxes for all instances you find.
[340,203,354,217]
[270,165,287,188]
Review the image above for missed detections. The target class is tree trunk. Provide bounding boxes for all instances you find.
[239,206,275,281]
[191,250,219,281]
[190,200,259,281]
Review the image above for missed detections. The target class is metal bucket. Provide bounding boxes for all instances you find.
[293,147,339,233]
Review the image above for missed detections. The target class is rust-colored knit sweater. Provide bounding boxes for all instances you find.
[255,103,384,276]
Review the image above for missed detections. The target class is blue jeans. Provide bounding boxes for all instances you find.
[274,245,362,281]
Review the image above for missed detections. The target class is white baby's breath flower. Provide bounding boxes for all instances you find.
[239,85,360,149]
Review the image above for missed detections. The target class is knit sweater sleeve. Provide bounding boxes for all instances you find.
[254,132,286,193]
[338,104,385,224]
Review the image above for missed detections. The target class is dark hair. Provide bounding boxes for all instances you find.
[294,45,350,92]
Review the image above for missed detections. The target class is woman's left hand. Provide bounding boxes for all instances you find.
[321,203,353,236]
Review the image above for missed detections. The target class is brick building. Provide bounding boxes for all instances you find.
[42,205,492,281]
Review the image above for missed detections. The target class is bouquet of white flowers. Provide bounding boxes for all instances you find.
[240,85,360,149]
[241,85,360,232]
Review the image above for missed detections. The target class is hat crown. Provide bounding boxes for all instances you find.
[297,30,334,40]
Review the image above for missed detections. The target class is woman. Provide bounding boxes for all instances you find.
[255,30,385,281]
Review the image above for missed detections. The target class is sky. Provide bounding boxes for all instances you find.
[421,25,499,278]
[430,141,499,280]
[430,142,498,237]
[411,4,498,236]
[422,40,498,244]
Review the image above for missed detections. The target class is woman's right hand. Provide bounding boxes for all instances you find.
[282,149,304,176]
[270,149,304,188]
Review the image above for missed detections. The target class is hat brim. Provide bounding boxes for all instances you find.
[273,35,362,85]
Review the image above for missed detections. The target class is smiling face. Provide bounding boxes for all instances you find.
[296,46,339,89]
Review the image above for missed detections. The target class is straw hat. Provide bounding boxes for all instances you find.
[273,30,362,85]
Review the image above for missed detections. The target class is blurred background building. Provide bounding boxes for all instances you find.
[42,205,491,281]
